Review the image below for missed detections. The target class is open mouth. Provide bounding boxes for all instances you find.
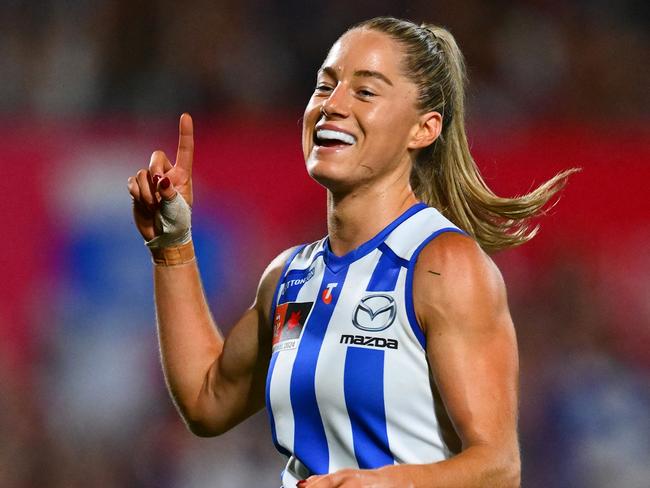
[314,129,357,148]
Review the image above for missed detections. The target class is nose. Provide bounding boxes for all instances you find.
[321,84,350,118]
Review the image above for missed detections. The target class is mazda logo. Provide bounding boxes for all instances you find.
[352,294,396,332]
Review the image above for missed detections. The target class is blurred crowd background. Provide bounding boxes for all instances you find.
[1,1,648,487]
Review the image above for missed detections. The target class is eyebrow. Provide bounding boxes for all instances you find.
[319,66,394,87]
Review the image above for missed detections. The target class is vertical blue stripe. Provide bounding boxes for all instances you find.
[344,347,393,469]
[405,228,466,349]
[366,243,409,292]
[265,352,291,457]
[366,249,400,292]
[290,264,349,474]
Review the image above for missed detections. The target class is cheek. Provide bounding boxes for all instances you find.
[303,96,321,125]
[302,99,319,158]
[366,108,414,152]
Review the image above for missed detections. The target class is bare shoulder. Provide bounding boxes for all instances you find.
[414,231,504,289]
[412,232,509,334]
[254,245,303,323]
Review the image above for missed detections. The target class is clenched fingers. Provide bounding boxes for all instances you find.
[135,168,158,209]
[127,175,140,201]
[148,150,173,182]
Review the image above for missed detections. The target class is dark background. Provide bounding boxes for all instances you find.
[1,1,648,486]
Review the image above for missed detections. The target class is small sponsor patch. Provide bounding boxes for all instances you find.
[321,282,338,304]
[272,301,313,352]
[279,265,316,302]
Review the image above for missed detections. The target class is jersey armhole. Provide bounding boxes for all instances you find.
[269,244,308,327]
[405,228,467,350]
[266,244,307,459]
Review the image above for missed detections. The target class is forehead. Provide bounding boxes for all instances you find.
[321,28,405,77]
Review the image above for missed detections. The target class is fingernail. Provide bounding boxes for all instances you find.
[153,174,161,185]
[160,177,170,189]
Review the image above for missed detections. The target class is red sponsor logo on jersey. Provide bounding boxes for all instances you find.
[321,282,338,304]
[287,310,302,330]
[272,301,313,348]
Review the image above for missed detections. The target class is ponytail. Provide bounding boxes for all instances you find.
[354,17,579,252]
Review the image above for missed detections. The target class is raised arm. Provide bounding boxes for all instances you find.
[153,245,294,436]
[127,114,294,436]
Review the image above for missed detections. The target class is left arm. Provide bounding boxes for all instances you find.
[302,233,520,488]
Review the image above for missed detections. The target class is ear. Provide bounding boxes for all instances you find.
[408,111,442,150]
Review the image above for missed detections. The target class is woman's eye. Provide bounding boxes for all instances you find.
[358,89,376,97]
[315,84,333,92]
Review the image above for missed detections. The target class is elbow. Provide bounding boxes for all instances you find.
[183,411,232,437]
[185,418,224,437]
[475,445,520,488]
[500,465,520,488]
[497,451,521,488]
[177,404,229,438]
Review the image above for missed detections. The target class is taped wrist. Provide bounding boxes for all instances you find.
[145,192,192,250]
[150,240,195,266]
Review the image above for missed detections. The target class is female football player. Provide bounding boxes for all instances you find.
[128,17,574,487]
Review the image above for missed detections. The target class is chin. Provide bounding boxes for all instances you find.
[306,157,354,193]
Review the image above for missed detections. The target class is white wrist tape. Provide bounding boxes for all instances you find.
[145,193,192,249]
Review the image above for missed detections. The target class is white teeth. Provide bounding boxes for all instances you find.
[316,129,356,145]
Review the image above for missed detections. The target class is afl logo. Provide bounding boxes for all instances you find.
[352,294,396,332]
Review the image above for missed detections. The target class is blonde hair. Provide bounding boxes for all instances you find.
[353,17,579,252]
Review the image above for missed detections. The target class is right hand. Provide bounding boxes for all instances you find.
[127,113,194,241]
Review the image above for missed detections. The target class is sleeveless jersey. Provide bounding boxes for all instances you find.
[265,203,464,486]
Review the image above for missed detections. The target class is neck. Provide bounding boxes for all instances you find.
[327,182,419,256]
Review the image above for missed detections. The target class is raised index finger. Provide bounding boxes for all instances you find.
[175,113,194,172]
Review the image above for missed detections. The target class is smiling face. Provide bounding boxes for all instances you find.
[302,28,438,194]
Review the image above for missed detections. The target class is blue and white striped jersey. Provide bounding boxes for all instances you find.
[265,203,464,486]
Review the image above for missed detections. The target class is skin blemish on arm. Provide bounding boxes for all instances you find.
[428,270,441,276]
